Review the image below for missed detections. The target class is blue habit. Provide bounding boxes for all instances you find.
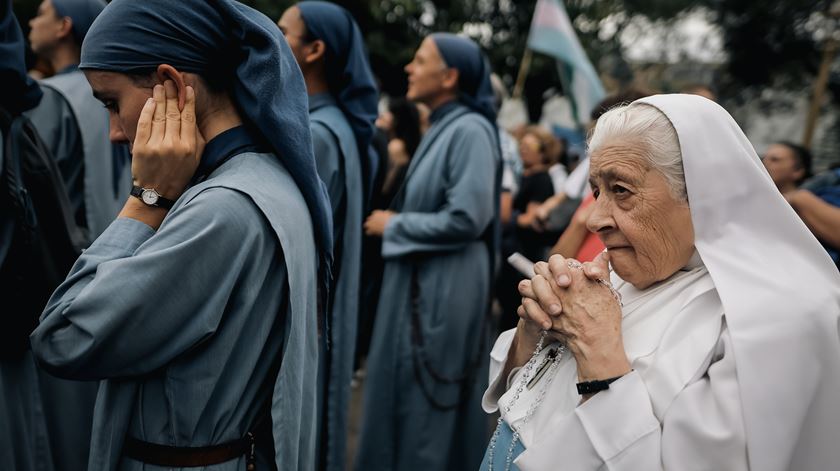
[355,102,500,470]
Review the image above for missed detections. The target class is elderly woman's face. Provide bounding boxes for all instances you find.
[586,142,695,289]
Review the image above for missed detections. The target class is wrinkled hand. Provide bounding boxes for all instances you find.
[517,253,630,381]
[131,80,205,201]
[364,210,396,236]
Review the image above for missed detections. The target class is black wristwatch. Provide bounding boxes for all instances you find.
[130,185,176,210]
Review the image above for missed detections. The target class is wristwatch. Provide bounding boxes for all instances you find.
[130,185,176,210]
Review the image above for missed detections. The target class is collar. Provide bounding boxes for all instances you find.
[429,99,460,124]
[56,63,80,75]
[308,92,337,113]
[193,125,264,182]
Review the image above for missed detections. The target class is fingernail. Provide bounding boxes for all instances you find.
[549,304,561,315]
[557,274,570,285]
[590,267,602,276]
[543,320,552,330]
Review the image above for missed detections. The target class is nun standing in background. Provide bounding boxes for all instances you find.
[358,33,501,471]
[27,0,131,237]
[29,0,330,470]
[278,2,378,470]
[0,3,96,469]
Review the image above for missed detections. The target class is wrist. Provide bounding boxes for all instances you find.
[574,344,631,382]
[119,197,169,230]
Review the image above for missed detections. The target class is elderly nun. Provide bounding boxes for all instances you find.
[357,33,501,471]
[482,94,840,470]
[29,0,332,470]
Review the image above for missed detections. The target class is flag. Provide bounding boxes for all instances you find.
[527,0,605,126]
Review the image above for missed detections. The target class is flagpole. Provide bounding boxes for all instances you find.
[512,48,533,100]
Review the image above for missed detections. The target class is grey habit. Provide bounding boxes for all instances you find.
[27,67,131,236]
[30,152,320,471]
[355,102,499,470]
[309,93,364,470]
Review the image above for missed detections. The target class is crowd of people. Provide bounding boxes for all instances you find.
[1,0,840,470]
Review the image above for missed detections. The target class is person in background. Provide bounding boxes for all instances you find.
[358,33,500,471]
[27,0,131,237]
[762,141,812,195]
[278,3,379,469]
[0,3,95,469]
[787,162,840,268]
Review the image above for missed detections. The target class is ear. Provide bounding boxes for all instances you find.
[304,39,327,65]
[156,64,187,110]
[56,17,74,41]
[441,68,460,94]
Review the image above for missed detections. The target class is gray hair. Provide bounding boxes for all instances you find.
[587,103,687,203]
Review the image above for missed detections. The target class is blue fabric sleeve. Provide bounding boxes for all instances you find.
[31,187,273,380]
[382,119,496,258]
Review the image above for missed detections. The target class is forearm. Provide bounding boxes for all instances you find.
[118,197,169,230]
[791,190,840,248]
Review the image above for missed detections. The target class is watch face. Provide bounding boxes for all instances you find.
[141,189,159,206]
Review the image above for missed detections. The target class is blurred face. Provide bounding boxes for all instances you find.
[84,70,154,150]
[763,143,804,189]
[519,133,544,169]
[277,7,309,66]
[586,142,695,289]
[28,0,66,55]
[404,38,452,105]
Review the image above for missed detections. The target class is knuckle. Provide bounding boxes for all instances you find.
[166,111,181,120]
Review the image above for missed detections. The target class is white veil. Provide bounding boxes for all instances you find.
[638,94,840,470]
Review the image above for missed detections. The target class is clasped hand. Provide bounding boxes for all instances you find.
[516,252,631,382]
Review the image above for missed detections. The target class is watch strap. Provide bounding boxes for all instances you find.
[575,372,630,395]
[130,185,176,210]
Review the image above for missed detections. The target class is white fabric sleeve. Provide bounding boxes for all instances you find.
[516,328,748,471]
[482,328,517,413]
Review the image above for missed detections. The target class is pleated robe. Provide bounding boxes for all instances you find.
[30,152,320,471]
[309,93,363,471]
[355,103,499,471]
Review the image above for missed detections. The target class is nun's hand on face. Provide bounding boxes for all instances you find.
[131,80,205,201]
[518,253,631,382]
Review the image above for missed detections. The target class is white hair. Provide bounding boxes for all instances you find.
[587,103,687,203]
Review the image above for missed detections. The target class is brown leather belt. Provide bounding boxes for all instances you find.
[122,432,256,469]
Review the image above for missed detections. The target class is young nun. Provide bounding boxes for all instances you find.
[277,2,378,469]
[358,33,501,471]
[29,1,332,470]
[26,0,131,237]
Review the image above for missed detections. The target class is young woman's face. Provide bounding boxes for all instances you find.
[84,70,154,150]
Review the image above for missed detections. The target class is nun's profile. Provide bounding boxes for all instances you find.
[30,1,331,470]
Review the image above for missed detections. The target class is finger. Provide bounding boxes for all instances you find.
[547,254,572,287]
[133,97,155,147]
[164,80,181,140]
[522,297,552,330]
[150,84,166,141]
[180,85,197,145]
[517,279,535,300]
[531,275,563,316]
[533,261,551,279]
[583,252,610,281]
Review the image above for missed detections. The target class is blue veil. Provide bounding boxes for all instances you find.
[52,0,105,45]
[430,33,497,126]
[0,0,42,114]
[297,1,379,202]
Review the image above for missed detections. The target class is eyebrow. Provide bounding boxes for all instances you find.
[590,168,642,186]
